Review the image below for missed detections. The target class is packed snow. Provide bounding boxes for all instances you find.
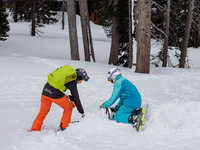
[0,13,200,150]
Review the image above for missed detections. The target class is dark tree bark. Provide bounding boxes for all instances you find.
[162,0,171,67]
[13,0,17,22]
[66,0,80,60]
[179,0,194,68]
[31,1,35,36]
[135,0,151,73]
[197,18,200,48]
[62,0,65,30]
[108,0,120,65]
[128,0,133,69]
[133,0,138,40]
[79,0,95,62]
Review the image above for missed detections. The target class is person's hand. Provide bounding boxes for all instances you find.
[115,105,120,110]
[81,113,85,118]
[99,103,106,109]
[70,101,76,108]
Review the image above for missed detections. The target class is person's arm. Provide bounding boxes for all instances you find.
[65,81,84,114]
[103,83,123,108]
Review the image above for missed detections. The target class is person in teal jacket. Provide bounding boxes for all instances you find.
[100,68,142,125]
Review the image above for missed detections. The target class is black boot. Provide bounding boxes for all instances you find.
[59,123,66,131]
[129,108,146,132]
[59,127,66,131]
[128,114,138,125]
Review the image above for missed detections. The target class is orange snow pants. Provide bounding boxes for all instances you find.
[30,95,72,131]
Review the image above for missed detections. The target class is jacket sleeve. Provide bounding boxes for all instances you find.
[65,81,84,114]
[115,99,123,109]
[103,82,123,108]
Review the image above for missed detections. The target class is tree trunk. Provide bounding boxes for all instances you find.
[108,0,120,66]
[79,0,95,62]
[31,1,35,36]
[20,11,23,21]
[179,0,194,68]
[197,19,200,48]
[62,0,65,30]
[133,0,138,40]
[66,0,80,60]
[13,0,17,22]
[135,0,151,74]
[128,0,133,69]
[47,0,50,25]
[162,0,171,67]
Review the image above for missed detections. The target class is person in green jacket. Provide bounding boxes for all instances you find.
[30,65,89,131]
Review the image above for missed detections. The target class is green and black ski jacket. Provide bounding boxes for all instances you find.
[42,80,84,114]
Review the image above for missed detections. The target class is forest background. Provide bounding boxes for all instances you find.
[1,0,200,70]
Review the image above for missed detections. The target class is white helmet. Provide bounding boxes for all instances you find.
[107,68,122,83]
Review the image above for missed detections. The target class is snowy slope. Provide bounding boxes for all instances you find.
[0,13,200,150]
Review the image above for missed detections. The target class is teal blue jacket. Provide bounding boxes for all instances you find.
[103,75,141,109]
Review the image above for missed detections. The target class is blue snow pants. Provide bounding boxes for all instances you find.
[114,105,137,124]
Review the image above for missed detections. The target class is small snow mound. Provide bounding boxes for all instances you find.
[66,110,128,136]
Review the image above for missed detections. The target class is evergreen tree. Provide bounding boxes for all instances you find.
[93,0,130,67]
[7,0,58,36]
[109,0,120,66]
[39,0,58,24]
[151,0,188,67]
[0,0,10,41]
[6,0,30,22]
[162,0,171,67]
[179,0,195,68]
[92,0,113,37]
[117,0,129,67]
[93,0,199,67]
[189,0,200,48]
[23,0,58,36]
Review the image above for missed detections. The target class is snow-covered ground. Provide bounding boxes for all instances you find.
[0,13,200,150]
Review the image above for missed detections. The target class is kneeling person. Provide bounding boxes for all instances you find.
[100,68,145,131]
